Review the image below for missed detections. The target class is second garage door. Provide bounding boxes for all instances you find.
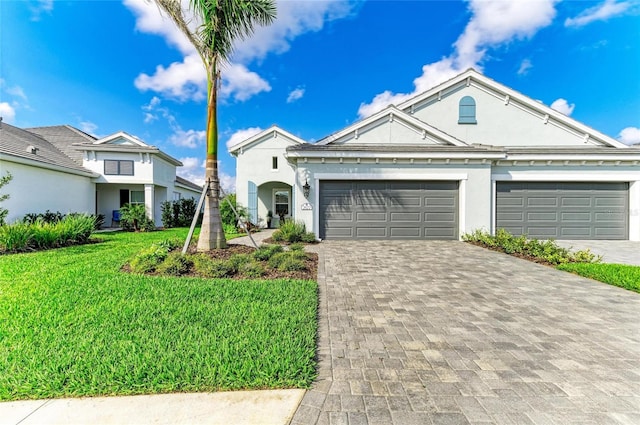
[319,180,458,240]
[496,182,628,240]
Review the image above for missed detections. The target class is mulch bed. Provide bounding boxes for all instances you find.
[465,241,557,266]
[124,244,318,280]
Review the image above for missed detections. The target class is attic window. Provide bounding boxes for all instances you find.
[458,96,477,124]
[272,156,278,170]
[105,159,134,176]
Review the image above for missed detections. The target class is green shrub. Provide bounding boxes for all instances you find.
[239,260,266,278]
[156,238,182,251]
[289,243,305,252]
[277,256,306,272]
[129,245,169,273]
[272,220,316,243]
[228,254,252,271]
[156,252,192,276]
[463,228,601,265]
[0,171,11,226]
[253,244,284,261]
[268,251,307,270]
[0,221,34,252]
[192,255,236,278]
[220,193,249,229]
[223,223,238,235]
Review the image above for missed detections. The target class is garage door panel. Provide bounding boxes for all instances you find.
[496,182,628,240]
[320,180,458,240]
[356,212,387,221]
[390,212,421,222]
[324,227,353,238]
[527,212,557,221]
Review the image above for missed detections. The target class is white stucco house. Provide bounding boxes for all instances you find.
[0,123,201,226]
[230,69,640,241]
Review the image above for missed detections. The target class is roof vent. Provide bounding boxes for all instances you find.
[27,145,39,154]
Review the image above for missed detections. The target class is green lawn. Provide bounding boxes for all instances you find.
[557,262,640,293]
[0,229,317,401]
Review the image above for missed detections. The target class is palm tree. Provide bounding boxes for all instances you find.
[155,0,276,250]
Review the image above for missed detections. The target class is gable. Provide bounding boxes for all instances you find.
[94,132,148,147]
[319,106,467,147]
[400,70,626,149]
[229,126,306,154]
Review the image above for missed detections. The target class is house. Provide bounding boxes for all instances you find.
[0,123,201,226]
[230,69,640,241]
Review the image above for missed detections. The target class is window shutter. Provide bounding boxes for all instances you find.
[104,160,118,175]
[120,160,134,175]
[248,181,258,224]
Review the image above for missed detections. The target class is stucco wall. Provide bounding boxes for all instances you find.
[235,133,299,214]
[292,161,493,240]
[411,85,599,147]
[83,151,155,184]
[1,160,94,223]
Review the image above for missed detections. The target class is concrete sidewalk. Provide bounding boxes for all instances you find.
[0,389,305,425]
[556,240,640,266]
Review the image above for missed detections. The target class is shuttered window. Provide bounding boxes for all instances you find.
[104,160,134,175]
[458,96,477,124]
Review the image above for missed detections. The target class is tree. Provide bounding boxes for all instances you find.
[154,0,276,250]
[0,172,12,226]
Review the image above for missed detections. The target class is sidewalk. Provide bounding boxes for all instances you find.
[0,390,305,425]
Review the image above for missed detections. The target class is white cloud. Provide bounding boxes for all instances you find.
[226,127,264,150]
[233,0,359,62]
[550,98,575,116]
[79,121,99,135]
[169,128,206,148]
[618,127,640,145]
[358,0,558,118]
[565,0,633,27]
[517,58,533,76]
[287,87,305,103]
[0,102,16,123]
[135,53,207,101]
[30,0,53,21]
[6,85,28,101]
[177,157,236,193]
[219,63,272,102]
[125,0,357,103]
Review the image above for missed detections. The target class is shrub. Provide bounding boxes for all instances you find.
[268,250,307,270]
[220,193,249,229]
[156,252,192,276]
[0,221,34,252]
[0,214,95,253]
[253,244,283,261]
[228,254,252,272]
[120,203,155,232]
[129,245,169,274]
[0,172,11,226]
[277,256,306,272]
[192,255,235,278]
[463,228,601,265]
[160,198,200,228]
[272,220,316,243]
[288,243,305,252]
[239,260,266,278]
[161,201,176,228]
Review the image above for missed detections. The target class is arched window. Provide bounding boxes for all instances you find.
[458,96,477,124]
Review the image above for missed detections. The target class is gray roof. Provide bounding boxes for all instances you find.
[0,123,94,175]
[287,144,504,153]
[26,125,96,165]
[175,175,203,191]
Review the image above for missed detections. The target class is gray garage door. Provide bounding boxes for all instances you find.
[319,180,458,240]
[496,182,628,240]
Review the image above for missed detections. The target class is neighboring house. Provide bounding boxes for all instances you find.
[231,69,640,241]
[0,123,201,226]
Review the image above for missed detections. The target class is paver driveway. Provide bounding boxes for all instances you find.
[292,241,640,425]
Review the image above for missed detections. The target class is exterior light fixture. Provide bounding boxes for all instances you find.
[303,179,311,198]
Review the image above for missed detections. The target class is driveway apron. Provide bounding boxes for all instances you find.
[291,241,640,425]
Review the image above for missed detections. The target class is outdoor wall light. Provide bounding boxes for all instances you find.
[303,179,311,198]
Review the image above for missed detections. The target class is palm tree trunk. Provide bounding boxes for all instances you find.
[197,67,226,251]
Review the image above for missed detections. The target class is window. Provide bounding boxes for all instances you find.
[458,96,477,124]
[272,156,278,170]
[173,192,181,201]
[130,191,145,205]
[274,190,289,218]
[104,159,134,175]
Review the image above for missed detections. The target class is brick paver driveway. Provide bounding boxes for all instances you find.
[292,241,640,425]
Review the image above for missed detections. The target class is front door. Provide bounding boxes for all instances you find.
[119,189,129,207]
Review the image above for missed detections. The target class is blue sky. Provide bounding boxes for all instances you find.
[1,0,639,190]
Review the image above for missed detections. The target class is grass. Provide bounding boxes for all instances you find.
[0,228,318,401]
[556,263,640,293]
